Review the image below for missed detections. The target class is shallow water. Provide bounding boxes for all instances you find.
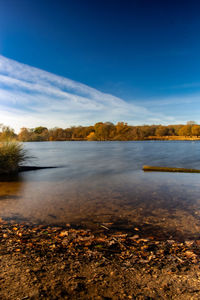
[1,141,200,240]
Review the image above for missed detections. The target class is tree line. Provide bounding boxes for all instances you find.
[1,122,200,142]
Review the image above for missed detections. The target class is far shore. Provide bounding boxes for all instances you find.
[21,136,200,141]
[145,135,200,141]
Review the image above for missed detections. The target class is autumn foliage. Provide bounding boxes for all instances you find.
[2,122,200,142]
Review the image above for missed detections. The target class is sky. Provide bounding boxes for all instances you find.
[0,0,200,132]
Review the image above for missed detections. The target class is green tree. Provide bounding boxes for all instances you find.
[34,126,48,134]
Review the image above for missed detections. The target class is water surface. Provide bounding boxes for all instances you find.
[1,141,200,240]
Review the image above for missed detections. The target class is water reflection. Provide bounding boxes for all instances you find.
[0,177,24,199]
[0,141,200,240]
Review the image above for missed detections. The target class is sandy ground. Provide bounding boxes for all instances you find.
[1,221,200,299]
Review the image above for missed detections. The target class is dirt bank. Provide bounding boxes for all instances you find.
[1,219,200,299]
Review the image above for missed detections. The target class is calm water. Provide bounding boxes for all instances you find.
[1,141,200,240]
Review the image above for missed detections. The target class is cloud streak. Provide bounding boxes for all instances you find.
[0,55,177,132]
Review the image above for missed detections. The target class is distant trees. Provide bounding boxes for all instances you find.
[93,122,116,140]
[18,127,32,142]
[191,125,200,136]
[178,125,192,136]
[49,128,66,141]
[34,126,47,134]
[114,122,130,140]
[87,132,96,141]
[0,125,16,141]
[155,126,169,137]
[178,121,198,137]
[137,125,156,139]
[18,127,49,141]
[2,122,200,142]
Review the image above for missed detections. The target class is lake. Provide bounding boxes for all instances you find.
[1,141,200,240]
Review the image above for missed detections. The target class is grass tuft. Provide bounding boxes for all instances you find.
[0,141,29,174]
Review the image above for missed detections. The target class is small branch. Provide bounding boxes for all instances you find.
[143,165,200,173]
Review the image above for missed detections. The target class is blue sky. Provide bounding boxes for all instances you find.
[0,0,200,131]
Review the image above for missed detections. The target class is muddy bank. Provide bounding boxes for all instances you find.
[0,166,58,178]
[1,219,200,299]
[18,166,58,172]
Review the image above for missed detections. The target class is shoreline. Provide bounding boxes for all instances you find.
[20,136,200,141]
[145,136,200,141]
[1,219,200,299]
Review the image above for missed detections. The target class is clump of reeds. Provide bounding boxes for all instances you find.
[0,140,29,174]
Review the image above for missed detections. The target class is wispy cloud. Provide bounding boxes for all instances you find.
[136,93,200,107]
[0,55,177,132]
[163,82,200,90]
